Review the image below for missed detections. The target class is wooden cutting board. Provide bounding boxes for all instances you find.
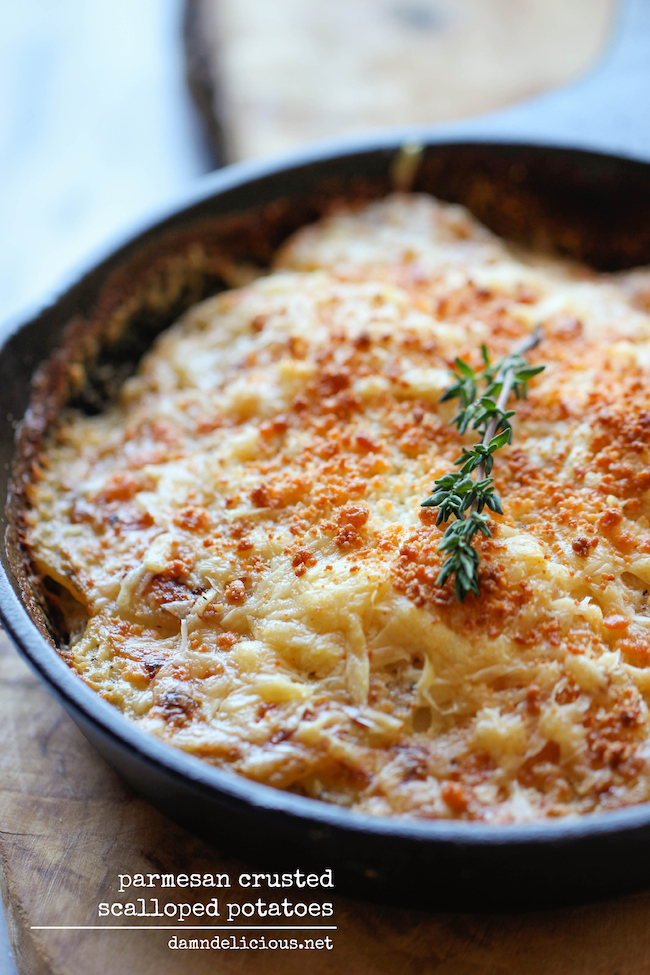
[2,629,650,974]
[185,0,615,162]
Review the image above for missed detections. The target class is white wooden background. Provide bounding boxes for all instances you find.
[0,0,208,328]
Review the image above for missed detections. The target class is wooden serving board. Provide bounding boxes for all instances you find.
[2,630,650,974]
[186,0,615,162]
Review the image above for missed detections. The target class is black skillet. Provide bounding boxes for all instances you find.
[1,0,650,913]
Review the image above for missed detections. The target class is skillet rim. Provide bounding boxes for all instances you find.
[4,131,650,854]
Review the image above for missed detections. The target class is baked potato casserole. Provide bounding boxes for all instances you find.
[23,194,650,822]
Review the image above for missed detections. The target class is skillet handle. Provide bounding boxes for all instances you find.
[444,0,650,162]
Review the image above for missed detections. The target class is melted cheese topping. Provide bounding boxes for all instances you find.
[25,194,650,822]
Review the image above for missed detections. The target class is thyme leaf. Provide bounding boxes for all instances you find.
[422,328,544,601]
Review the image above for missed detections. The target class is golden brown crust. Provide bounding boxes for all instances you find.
[22,194,650,822]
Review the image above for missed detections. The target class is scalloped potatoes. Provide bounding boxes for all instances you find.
[25,194,650,822]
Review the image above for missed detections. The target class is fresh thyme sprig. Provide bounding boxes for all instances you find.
[422,328,544,601]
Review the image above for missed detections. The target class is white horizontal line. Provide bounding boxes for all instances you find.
[31,925,338,931]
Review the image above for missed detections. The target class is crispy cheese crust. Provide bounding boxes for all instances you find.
[24,194,650,822]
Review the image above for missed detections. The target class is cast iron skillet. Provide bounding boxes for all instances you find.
[2,0,650,912]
